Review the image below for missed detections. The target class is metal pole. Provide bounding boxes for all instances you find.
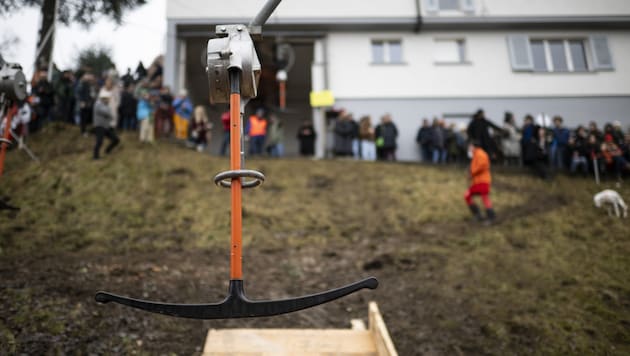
[593,157,600,185]
[249,0,283,27]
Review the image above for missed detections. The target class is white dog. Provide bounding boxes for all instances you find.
[594,190,627,218]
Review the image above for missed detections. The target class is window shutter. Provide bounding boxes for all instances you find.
[507,35,533,71]
[425,0,439,13]
[590,36,614,70]
[461,0,475,13]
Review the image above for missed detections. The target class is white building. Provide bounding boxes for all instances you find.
[165,0,630,161]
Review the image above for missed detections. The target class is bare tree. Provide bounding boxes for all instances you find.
[0,0,147,73]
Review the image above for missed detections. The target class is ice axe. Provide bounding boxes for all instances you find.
[95,0,377,319]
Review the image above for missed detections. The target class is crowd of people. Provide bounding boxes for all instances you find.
[330,108,630,181]
[3,62,629,181]
[331,110,399,161]
[459,110,630,181]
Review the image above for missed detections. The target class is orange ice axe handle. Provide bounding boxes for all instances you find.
[94,68,378,319]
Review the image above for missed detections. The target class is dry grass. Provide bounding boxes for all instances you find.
[0,122,629,355]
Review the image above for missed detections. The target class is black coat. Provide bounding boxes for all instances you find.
[376,122,398,149]
[467,118,501,157]
[416,126,433,147]
[119,91,138,119]
[334,119,355,155]
[297,124,316,155]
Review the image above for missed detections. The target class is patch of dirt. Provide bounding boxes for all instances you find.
[2,124,629,355]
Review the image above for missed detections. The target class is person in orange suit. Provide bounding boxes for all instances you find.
[465,140,496,223]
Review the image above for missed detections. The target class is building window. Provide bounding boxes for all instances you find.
[434,39,467,64]
[439,0,460,10]
[530,39,588,72]
[371,40,403,64]
[425,0,475,13]
[508,35,613,72]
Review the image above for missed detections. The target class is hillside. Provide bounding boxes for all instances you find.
[1,123,629,355]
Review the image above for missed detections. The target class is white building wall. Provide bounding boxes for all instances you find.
[167,0,417,20]
[327,30,630,99]
[472,0,630,17]
[167,0,630,20]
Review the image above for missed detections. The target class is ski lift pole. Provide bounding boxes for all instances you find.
[249,0,282,29]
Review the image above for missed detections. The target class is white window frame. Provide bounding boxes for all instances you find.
[508,35,611,73]
[433,38,470,65]
[426,0,475,14]
[370,39,404,65]
[533,39,588,73]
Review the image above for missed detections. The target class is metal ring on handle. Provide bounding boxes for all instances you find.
[0,138,10,145]
[214,169,265,189]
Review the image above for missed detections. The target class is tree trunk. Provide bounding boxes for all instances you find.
[35,0,57,73]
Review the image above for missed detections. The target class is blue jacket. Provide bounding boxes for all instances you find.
[137,99,152,121]
[552,127,570,148]
[173,97,192,120]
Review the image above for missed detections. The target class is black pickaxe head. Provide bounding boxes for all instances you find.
[95,278,377,319]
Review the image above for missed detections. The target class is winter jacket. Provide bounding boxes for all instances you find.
[470,147,491,185]
[552,127,570,148]
[93,100,113,128]
[431,126,445,149]
[334,119,355,155]
[297,124,316,155]
[502,123,521,157]
[467,118,501,156]
[268,121,284,146]
[119,91,137,118]
[172,97,192,120]
[376,122,398,149]
[416,126,433,146]
[137,99,152,121]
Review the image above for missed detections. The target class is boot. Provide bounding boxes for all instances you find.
[468,204,483,222]
[485,208,496,225]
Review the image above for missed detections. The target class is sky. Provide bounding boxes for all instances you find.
[0,0,166,80]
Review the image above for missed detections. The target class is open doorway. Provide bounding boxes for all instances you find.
[183,35,315,156]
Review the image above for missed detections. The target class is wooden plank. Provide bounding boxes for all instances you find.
[203,329,377,356]
[368,302,398,356]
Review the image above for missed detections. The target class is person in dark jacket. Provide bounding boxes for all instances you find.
[523,126,550,179]
[415,118,433,162]
[568,126,589,175]
[54,70,75,123]
[297,120,316,157]
[33,70,55,127]
[92,92,120,160]
[334,112,355,157]
[467,109,502,160]
[431,118,446,164]
[375,114,398,161]
[550,116,570,170]
[118,84,138,131]
[77,73,96,135]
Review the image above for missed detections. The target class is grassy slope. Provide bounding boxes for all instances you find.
[0,123,628,355]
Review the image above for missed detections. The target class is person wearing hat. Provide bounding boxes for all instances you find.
[92,91,120,160]
[464,140,496,224]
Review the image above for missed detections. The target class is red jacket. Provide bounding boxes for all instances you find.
[221,112,230,132]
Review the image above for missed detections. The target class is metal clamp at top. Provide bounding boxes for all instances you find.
[207,25,261,104]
